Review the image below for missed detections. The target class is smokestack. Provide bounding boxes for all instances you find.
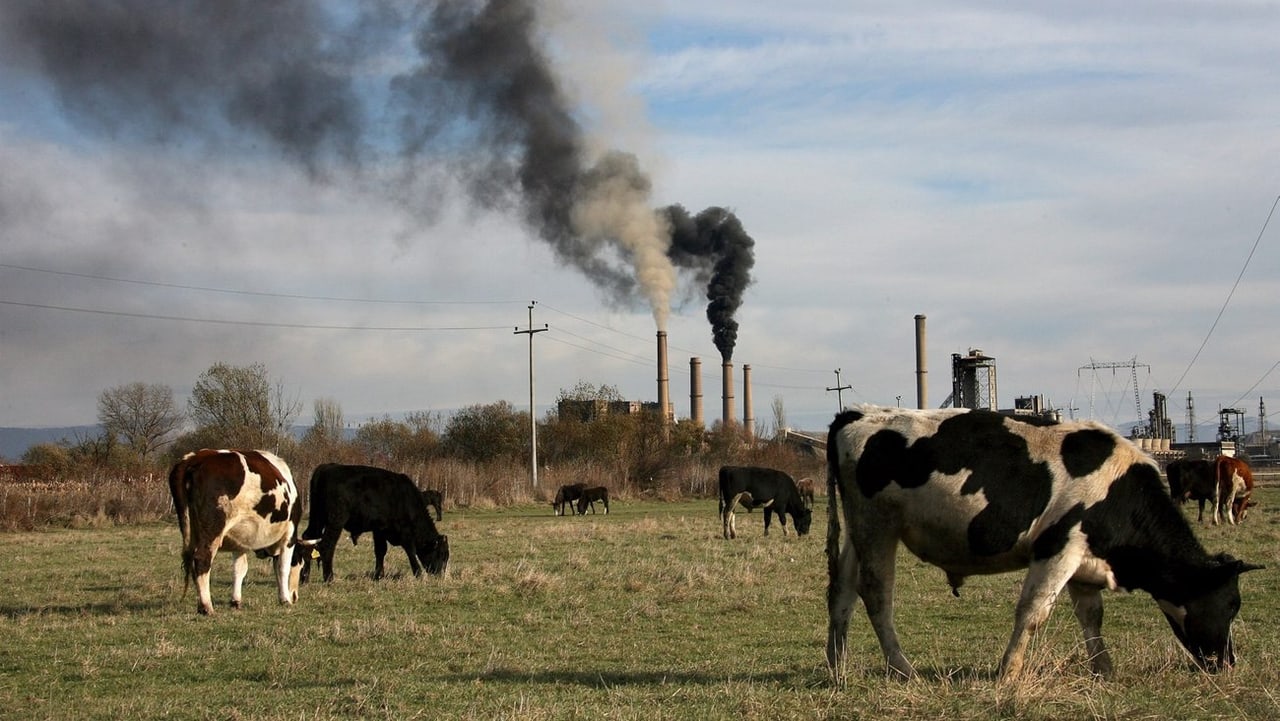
[690,357,703,426]
[656,331,670,423]
[742,364,754,441]
[722,361,735,427]
[915,314,928,409]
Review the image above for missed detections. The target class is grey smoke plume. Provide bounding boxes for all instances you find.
[1,0,752,337]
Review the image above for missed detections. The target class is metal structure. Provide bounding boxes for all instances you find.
[826,368,852,411]
[1218,407,1246,443]
[514,302,548,488]
[1078,357,1149,423]
[951,349,997,411]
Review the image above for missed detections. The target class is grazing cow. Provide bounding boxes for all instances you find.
[825,405,1262,681]
[718,466,813,540]
[167,449,317,615]
[575,486,610,515]
[552,483,586,516]
[421,488,444,522]
[1215,456,1255,525]
[302,464,449,582]
[796,477,816,509]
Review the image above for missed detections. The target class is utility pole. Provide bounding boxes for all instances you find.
[827,368,852,411]
[514,301,548,488]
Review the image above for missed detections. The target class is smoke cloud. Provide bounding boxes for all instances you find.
[0,0,753,343]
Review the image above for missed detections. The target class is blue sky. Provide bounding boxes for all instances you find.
[2,1,1279,441]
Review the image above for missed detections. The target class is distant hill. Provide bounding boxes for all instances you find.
[0,426,100,463]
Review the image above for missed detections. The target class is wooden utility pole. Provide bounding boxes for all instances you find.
[827,368,852,411]
[514,301,548,488]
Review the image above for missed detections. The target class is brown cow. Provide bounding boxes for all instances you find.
[1215,456,1255,525]
[796,477,816,509]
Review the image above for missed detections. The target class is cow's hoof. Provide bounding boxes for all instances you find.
[230,600,242,610]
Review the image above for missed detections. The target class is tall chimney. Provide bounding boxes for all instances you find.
[742,363,754,441]
[656,331,670,422]
[721,361,735,427]
[690,357,703,426]
[914,314,928,409]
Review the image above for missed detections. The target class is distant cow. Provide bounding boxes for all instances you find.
[826,405,1262,681]
[1215,456,1255,525]
[576,486,610,515]
[421,488,444,522]
[718,466,813,540]
[1166,458,1217,516]
[796,477,816,509]
[167,449,317,615]
[553,483,586,516]
[302,464,449,582]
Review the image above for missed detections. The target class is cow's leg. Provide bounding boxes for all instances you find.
[275,545,296,605]
[855,525,914,679]
[192,546,217,616]
[373,533,389,580]
[998,557,1077,681]
[1066,581,1113,678]
[1225,472,1243,525]
[319,526,343,583]
[229,551,249,609]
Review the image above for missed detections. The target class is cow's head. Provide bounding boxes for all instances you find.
[791,506,814,536]
[1233,495,1255,523]
[1159,554,1263,671]
[417,534,449,576]
[293,539,322,587]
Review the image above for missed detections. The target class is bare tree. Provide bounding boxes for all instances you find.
[97,382,184,462]
[307,397,345,445]
[188,362,298,449]
[771,394,787,438]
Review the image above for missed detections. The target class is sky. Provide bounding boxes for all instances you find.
[1,0,1279,442]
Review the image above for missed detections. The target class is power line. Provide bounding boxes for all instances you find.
[1168,193,1279,395]
[0,299,509,331]
[0,262,524,306]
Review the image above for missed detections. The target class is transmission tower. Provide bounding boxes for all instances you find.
[1078,357,1150,425]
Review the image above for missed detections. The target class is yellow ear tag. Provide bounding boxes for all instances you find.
[310,549,321,559]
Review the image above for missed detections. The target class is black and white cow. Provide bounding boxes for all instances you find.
[167,449,318,615]
[719,465,813,539]
[302,464,449,582]
[825,405,1262,681]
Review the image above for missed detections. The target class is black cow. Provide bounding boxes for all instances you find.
[301,464,449,582]
[421,488,444,522]
[1166,458,1218,522]
[718,466,813,539]
[553,483,586,516]
[826,405,1262,682]
[576,486,610,515]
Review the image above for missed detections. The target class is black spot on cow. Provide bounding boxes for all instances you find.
[1062,428,1117,478]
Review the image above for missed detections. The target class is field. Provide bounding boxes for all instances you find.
[3,492,1280,721]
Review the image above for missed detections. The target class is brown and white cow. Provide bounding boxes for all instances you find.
[826,405,1262,682]
[168,449,316,615]
[1215,456,1255,525]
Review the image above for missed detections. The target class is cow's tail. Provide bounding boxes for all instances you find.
[825,410,864,678]
[716,467,728,519]
[167,461,195,596]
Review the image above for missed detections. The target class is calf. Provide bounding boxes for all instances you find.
[167,449,317,615]
[552,483,586,516]
[796,477,816,509]
[719,465,813,540]
[826,405,1261,681]
[575,486,610,515]
[302,464,449,582]
[421,488,444,522]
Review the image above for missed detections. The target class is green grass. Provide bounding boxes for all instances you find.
[3,492,1280,720]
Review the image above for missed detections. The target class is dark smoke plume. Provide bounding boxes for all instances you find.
[663,205,756,360]
[1,0,755,345]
